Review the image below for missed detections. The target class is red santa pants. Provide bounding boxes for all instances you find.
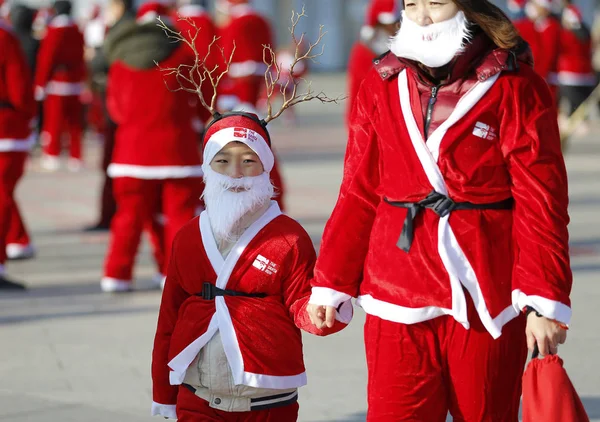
[0,152,28,265]
[42,94,83,159]
[365,296,528,422]
[103,177,203,281]
[176,385,299,421]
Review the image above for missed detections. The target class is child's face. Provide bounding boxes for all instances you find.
[210,142,264,180]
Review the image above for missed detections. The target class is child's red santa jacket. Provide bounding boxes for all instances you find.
[311,33,572,339]
[557,6,596,86]
[106,44,202,179]
[217,4,273,106]
[152,202,351,409]
[0,22,36,151]
[34,15,86,100]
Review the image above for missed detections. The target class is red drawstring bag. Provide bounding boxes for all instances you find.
[522,347,590,422]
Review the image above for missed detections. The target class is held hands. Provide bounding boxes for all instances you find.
[525,312,567,356]
[307,303,336,329]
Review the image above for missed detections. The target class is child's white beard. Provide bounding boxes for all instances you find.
[389,11,471,69]
[202,166,275,243]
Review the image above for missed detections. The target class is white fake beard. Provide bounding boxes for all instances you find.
[370,29,393,56]
[202,166,274,243]
[389,11,471,68]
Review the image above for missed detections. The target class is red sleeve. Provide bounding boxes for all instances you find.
[34,28,59,93]
[5,34,35,118]
[151,241,191,405]
[500,67,572,324]
[284,230,351,336]
[105,64,124,124]
[310,80,381,307]
[347,44,375,121]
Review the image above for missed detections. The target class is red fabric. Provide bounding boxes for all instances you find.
[136,2,170,20]
[152,215,347,405]
[0,24,35,141]
[6,154,30,246]
[176,386,298,421]
[365,298,527,421]
[313,37,570,326]
[175,8,217,124]
[522,355,590,422]
[34,17,86,90]
[103,177,203,281]
[204,114,270,148]
[0,152,27,265]
[217,10,273,106]
[517,18,561,82]
[558,20,594,76]
[41,94,83,159]
[107,46,202,168]
[366,0,399,26]
[347,42,377,120]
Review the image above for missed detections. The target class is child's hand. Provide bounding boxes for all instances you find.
[307,303,336,328]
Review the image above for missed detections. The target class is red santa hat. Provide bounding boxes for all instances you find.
[202,113,275,173]
[562,4,583,27]
[136,2,171,24]
[366,0,400,27]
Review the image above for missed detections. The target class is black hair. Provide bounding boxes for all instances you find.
[53,0,72,16]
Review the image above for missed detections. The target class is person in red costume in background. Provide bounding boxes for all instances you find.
[347,0,400,119]
[216,0,286,211]
[307,0,571,420]
[34,0,86,172]
[556,1,596,119]
[100,3,204,293]
[0,21,36,290]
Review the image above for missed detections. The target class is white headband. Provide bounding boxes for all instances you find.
[203,127,274,173]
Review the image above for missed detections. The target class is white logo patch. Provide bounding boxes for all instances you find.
[472,121,497,141]
[252,255,279,275]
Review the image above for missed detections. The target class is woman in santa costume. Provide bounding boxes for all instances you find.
[100,3,204,293]
[307,0,571,420]
[151,111,352,420]
[347,0,400,119]
[34,0,86,172]
[0,21,36,290]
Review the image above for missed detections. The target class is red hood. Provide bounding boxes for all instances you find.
[374,31,534,84]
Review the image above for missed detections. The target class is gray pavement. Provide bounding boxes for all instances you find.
[0,73,599,421]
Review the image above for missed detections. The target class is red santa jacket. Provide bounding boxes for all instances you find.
[34,15,86,100]
[0,22,35,151]
[310,33,572,339]
[175,4,217,124]
[217,4,273,107]
[106,44,202,179]
[347,42,377,120]
[557,9,595,86]
[152,202,351,406]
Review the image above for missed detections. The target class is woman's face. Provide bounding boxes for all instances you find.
[403,0,460,26]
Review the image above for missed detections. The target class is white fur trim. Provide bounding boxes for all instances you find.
[199,212,225,275]
[398,70,512,337]
[49,15,75,28]
[229,60,269,78]
[0,133,36,152]
[512,289,572,325]
[240,371,307,389]
[378,12,399,24]
[34,86,46,101]
[107,164,204,179]
[178,4,206,17]
[100,277,132,292]
[151,402,177,419]
[6,243,35,260]
[45,81,85,96]
[203,126,274,173]
[309,286,352,308]
[137,12,160,24]
[556,71,597,87]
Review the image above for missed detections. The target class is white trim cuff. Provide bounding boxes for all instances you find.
[151,402,177,419]
[309,286,353,308]
[512,289,572,325]
[0,134,36,152]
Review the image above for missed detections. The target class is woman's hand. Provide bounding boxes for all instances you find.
[307,303,336,329]
[526,312,567,356]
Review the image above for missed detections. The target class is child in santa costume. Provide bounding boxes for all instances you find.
[100,3,204,293]
[347,0,400,119]
[151,111,352,420]
[0,21,36,289]
[34,0,86,172]
[308,1,571,420]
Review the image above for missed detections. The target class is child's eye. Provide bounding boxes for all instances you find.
[244,159,257,164]
[215,159,228,164]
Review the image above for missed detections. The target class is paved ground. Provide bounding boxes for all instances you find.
[1,73,599,421]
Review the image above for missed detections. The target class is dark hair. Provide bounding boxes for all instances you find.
[53,0,72,16]
[454,0,523,49]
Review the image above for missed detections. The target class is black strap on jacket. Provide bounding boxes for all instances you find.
[384,191,514,253]
[196,282,267,300]
[0,101,13,109]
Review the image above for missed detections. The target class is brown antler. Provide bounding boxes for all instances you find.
[263,6,345,124]
[156,16,236,116]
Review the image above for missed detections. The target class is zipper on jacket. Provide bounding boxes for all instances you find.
[424,85,439,139]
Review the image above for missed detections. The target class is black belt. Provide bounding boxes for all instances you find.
[0,101,13,109]
[196,282,267,300]
[182,384,299,410]
[384,191,514,253]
